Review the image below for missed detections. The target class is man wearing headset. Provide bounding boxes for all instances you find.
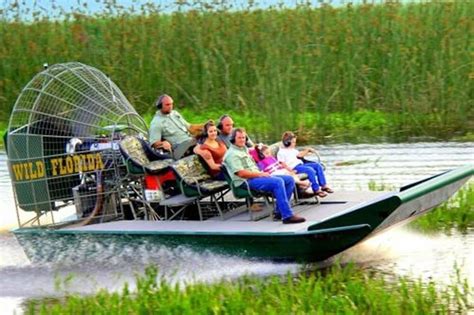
[217,115,254,148]
[149,94,205,160]
[223,128,306,224]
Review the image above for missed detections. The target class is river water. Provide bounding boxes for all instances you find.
[0,142,473,314]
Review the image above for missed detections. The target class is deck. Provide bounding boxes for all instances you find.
[60,190,390,235]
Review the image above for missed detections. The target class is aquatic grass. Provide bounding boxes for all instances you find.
[368,180,394,191]
[411,183,474,232]
[0,1,473,142]
[26,263,472,314]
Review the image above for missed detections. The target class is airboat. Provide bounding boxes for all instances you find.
[5,62,473,262]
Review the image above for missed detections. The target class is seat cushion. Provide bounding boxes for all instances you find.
[145,159,174,174]
[198,180,228,192]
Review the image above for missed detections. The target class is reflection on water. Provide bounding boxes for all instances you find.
[0,142,473,314]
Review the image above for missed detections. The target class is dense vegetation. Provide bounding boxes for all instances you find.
[1,1,473,144]
[27,264,472,314]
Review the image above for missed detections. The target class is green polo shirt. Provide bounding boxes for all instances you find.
[223,144,260,182]
[149,110,192,146]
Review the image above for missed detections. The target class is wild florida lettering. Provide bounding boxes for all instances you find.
[11,153,104,181]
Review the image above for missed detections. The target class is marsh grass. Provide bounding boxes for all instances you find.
[411,183,474,233]
[26,263,472,314]
[0,1,473,142]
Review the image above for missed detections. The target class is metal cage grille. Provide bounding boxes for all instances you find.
[6,62,147,224]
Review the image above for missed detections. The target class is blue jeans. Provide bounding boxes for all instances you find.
[294,162,327,192]
[247,175,295,220]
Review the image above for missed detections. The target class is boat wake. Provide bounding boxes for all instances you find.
[1,232,299,299]
[338,227,474,286]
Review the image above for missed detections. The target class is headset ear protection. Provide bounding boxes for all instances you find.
[282,134,294,147]
[155,94,168,110]
[202,127,208,139]
[202,120,214,139]
[229,128,238,144]
[217,114,229,131]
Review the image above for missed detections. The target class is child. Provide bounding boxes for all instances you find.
[254,143,313,193]
[277,131,333,197]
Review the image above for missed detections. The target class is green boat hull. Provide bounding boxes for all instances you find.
[13,165,473,262]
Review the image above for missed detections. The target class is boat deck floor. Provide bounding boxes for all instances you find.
[61,190,391,234]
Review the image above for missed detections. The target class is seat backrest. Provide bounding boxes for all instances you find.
[172,155,212,185]
[269,142,281,158]
[119,136,150,173]
[221,164,251,199]
[141,139,172,161]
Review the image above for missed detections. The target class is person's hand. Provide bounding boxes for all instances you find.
[161,141,172,151]
[260,172,271,177]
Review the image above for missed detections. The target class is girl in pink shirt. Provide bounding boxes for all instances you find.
[254,144,312,192]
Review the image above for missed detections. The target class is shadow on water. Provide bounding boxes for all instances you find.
[0,142,473,313]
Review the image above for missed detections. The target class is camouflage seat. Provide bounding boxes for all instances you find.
[119,135,173,175]
[171,155,229,220]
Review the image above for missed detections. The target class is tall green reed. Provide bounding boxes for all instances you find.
[0,1,472,143]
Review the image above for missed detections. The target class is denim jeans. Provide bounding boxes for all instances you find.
[294,162,327,192]
[247,175,295,220]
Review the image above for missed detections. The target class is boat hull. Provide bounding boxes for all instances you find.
[14,223,371,262]
[13,165,473,263]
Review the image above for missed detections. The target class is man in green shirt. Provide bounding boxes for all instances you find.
[149,94,202,159]
[223,128,305,224]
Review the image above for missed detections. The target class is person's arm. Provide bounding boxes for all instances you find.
[226,153,269,179]
[188,123,205,137]
[151,140,172,151]
[175,111,191,129]
[149,118,171,151]
[199,148,221,171]
[236,169,270,179]
[279,161,295,174]
[296,147,317,158]
[193,144,212,160]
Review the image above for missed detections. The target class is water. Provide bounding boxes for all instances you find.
[0,142,473,314]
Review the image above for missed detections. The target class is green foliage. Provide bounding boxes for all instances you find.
[26,263,472,314]
[0,1,473,143]
[411,184,474,232]
[0,122,6,149]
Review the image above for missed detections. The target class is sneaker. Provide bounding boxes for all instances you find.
[283,215,306,224]
[273,212,282,221]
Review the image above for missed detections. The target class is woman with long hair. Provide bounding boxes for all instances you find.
[194,120,227,180]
